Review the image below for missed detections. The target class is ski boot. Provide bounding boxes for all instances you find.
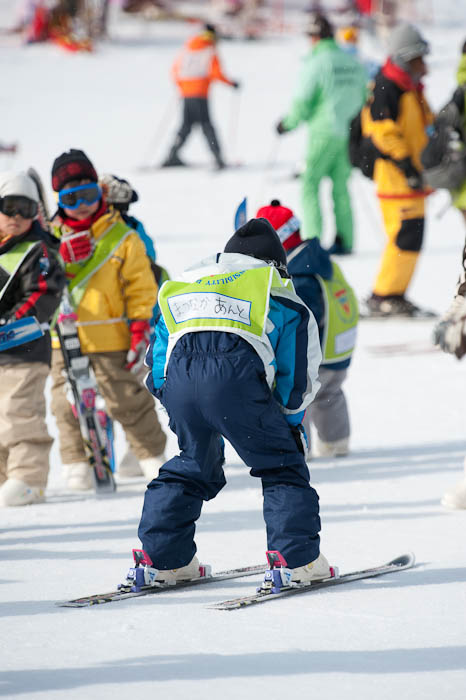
[257,551,338,595]
[119,549,212,592]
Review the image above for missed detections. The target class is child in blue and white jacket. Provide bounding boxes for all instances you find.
[134,218,332,586]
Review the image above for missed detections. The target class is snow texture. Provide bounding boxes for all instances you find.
[1,1,466,698]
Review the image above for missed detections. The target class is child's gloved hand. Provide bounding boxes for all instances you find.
[126,320,151,374]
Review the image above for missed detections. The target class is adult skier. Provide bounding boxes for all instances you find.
[0,171,65,506]
[257,199,358,457]
[132,218,331,584]
[433,40,466,509]
[275,12,367,254]
[361,23,434,317]
[49,149,167,490]
[162,23,240,170]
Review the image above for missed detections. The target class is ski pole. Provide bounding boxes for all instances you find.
[353,171,386,243]
[254,134,282,206]
[138,93,178,169]
[435,193,452,220]
[228,88,241,166]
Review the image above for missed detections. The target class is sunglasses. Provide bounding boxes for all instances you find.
[0,195,38,219]
[58,183,101,210]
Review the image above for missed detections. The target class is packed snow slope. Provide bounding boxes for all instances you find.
[1,3,466,699]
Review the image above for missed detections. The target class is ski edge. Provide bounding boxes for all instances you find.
[209,553,416,611]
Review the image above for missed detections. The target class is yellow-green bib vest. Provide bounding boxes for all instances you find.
[66,221,133,309]
[0,240,41,302]
[316,261,358,363]
[159,266,283,340]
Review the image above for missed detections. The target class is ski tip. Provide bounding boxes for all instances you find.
[390,552,416,568]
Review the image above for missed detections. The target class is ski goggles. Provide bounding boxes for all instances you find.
[58,183,101,210]
[0,195,38,219]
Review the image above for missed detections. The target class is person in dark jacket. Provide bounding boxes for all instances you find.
[257,200,358,457]
[0,170,65,506]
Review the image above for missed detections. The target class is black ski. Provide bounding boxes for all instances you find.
[55,289,116,493]
[57,563,266,608]
[210,553,415,610]
[27,167,115,493]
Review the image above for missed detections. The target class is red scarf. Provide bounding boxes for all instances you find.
[60,198,107,233]
[382,58,423,93]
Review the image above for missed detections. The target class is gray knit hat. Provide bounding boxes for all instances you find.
[388,23,429,68]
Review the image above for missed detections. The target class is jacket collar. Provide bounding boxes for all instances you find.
[58,207,122,240]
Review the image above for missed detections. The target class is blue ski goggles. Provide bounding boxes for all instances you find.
[58,183,101,210]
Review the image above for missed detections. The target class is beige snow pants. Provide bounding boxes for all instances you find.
[50,349,166,465]
[0,362,52,488]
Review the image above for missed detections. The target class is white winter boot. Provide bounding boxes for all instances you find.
[118,449,143,477]
[291,553,332,583]
[63,462,93,491]
[442,481,466,509]
[315,436,349,458]
[441,457,466,509]
[140,454,166,481]
[0,478,45,507]
[155,555,202,584]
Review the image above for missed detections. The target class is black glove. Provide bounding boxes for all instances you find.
[397,158,424,191]
[290,424,309,457]
[231,80,241,89]
[276,120,287,136]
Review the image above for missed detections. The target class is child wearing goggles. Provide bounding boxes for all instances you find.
[50,149,167,491]
[58,183,102,210]
[0,195,39,220]
[0,171,65,507]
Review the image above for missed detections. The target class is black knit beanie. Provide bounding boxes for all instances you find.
[224,218,288,275]
[51,149,98,192]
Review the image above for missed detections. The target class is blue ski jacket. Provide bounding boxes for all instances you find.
[145,253,322,426]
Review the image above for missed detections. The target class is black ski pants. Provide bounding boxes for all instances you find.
[170,97,223,163]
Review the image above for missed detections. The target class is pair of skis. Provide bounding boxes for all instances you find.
[28,168,115,493]
[57,552,415,609]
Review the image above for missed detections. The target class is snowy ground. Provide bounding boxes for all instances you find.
[2,3,466,699]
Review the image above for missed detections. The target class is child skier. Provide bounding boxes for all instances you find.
[99,172,170,478]
[257,200,358,457]
[0,170,65,506]
[129,217,330,585]
[99,172,170,311]
[49,149,167,490]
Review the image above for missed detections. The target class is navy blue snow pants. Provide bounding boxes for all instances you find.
[138,332,321,569]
